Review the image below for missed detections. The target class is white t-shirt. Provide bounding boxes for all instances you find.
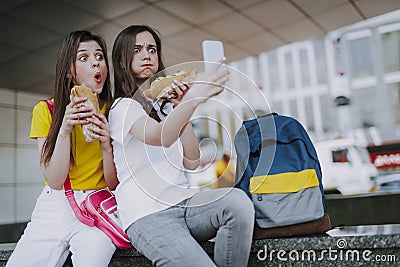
[109,98,196,230]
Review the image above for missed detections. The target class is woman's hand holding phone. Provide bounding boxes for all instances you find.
[184,57,229,104]
[172,40,228,106]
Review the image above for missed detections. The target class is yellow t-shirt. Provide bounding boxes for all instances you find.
[30,100,107,190]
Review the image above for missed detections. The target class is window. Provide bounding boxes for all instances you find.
[381,30,400,73]
[300,49,311,87]
[285,52,295,89]
[319,94,333,132]
[272,101,283,114]
[388,82,400,125]
[268,51,280,92]
[348,37,374,78]
[305,97,314,131]
[289,99,298,118]
[352,87,376,128]
[313,38,328,84]
[332,149,349,163]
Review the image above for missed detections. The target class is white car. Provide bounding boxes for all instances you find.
[315,138,377,195]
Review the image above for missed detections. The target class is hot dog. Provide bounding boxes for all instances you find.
[143,68,196,101]
[70,83,99,143]
[70,83,100,112]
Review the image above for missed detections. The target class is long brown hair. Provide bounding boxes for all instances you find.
[112,25,166,121]
[41,31,112,165]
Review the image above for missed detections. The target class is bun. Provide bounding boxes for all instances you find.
[143,68,196,101]
[70,83,99,143]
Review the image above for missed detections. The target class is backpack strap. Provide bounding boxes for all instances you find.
[43,99,54,115]
[42,99,95,227]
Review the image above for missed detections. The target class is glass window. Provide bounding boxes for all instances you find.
[388,82,400,125]
[352,87,376,128]
[268,51,279,93]
[289,99,298,118]
[272,101,283,114]
[300,49,311,87]
[320,94,333,132]
[313,38,328,84]
[381,30,400,73]
[332,148,350,163]
[348,36,374,78]
[285,52,295,89]
[305,97,314,131]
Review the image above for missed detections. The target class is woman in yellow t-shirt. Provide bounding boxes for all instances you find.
[7,31,118,267]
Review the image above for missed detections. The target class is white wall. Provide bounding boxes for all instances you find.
[0,88,50,224]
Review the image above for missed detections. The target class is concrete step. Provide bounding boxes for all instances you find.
[2,227,399,266]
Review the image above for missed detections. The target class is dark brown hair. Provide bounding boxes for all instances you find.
[112,25,166,121]
[41,30,112,165]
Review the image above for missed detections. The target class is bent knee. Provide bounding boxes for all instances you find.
[222,189,254,224]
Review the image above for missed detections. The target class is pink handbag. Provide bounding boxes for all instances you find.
[64,178,132,249]
[43,99,132,249]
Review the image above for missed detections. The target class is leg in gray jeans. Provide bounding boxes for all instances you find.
[126,188,254,267]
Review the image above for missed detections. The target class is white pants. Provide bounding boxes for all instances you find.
[6,186,116,267]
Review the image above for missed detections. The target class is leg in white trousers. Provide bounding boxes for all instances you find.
[6,186,116,267]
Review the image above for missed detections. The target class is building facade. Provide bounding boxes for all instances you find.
[196,10,400,151]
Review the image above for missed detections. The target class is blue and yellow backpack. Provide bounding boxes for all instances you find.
[234,113,330,237]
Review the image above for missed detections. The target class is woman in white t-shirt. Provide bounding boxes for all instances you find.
[109,25,255,267]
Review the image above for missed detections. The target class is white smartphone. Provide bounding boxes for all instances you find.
[202,40,225,71]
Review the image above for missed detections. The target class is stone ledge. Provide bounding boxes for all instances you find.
[1,232,399,266]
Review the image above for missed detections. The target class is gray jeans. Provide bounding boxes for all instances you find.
[126,188,255,267]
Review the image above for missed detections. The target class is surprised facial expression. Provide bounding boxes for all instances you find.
[73,40,108,95]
